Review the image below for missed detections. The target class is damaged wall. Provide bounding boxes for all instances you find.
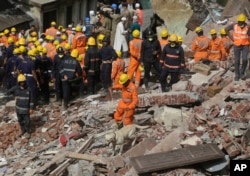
[151,0,193,36]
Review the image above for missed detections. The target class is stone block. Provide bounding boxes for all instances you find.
[207,85,223,97]
[192,63,211,75]
[222,142,241,157]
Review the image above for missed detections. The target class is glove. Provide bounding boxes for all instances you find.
[116,121,123,129]
[29,109,34,115]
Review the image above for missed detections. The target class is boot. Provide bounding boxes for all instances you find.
[18,126,26,138]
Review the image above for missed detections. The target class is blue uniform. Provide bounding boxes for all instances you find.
[5,55,20,89]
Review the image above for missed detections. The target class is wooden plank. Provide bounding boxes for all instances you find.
[66,152,101,162]
[130,143,224,174]
[49,136,94,176]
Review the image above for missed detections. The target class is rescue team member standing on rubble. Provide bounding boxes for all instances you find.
[219,28,233,57]
[60,49,82,110]
[141,30,161,90]
[100,36,117,98]
[225,13,250,81]
[84,37,101,95]
[160,34,185,92]
[192,26,210,62]
[114,73,138,129]
[208,29,227,61]
[7,74,34,139]
[111,50,125,90]
[127,30,143,88]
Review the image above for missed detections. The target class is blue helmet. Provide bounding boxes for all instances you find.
[85,17,90,22]
[111,3,117,9]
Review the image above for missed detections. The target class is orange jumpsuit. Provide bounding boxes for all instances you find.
[208,37,227,61]
[9,34,18,42]
[111,57,125,90]
[44,42,56,60]
[45,27,58,38]
[192,36,210,62]
[127,38,143,87]
[2,35,8,47]
[72,32,86,55]
[114,81,138,125]
[220,36,232,57]
[159,39,168,51]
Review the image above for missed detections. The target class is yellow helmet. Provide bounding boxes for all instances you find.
[49,36,55,41]
[15,41,19,47]
[8,37,14,44]
[31,31,37,37]
[220,28,226,35]
[36,45,43,52]
[42,48,48,54]
[116,50,122,58]
[19,46,26,53]
[195,26,202,33]
[119,73,129,85]
[13,48,20,55]
[177,35,183,42]
[32,37,38,42]
[97,34,105,41]
[169,34,178,42]
[61,34,67,40]
[139,65,144,72]
[71,49,79,58]
[28,49,36,56]
[45,35,51,40]
[161,29,168,37]
[53,40,60,46]
[0,33,3,37]
[210,29,217,35]
[51,21,56,26]
[27,37,33,42]
[75,25,82,32]
[4,29,10,35]
[237,13,246,22]
[11,27,16,32]
[132,30,140,38]
[87,37,96,46]
[34,40,41,46]
[17,74,26,82]
[64,43,71,50]
[76,55,83,62]
[19,38,26,45]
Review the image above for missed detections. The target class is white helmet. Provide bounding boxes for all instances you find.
[89,10,95,16]
[135,3,140,8]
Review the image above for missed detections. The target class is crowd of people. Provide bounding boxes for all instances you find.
[0,0,249,138]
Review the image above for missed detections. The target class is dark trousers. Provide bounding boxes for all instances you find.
[40,74,50,103]
[143,60,160,88]
[6,74,17,89]
[55,72,62,101]
[17,113,30,134]
[87,74,99,95]
[62,80,71,108]
[160,68,179,92]
[234,45,249,79]
[101,63,112,89]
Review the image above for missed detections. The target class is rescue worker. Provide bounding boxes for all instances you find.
[6,37,15,59]
[114,73,138,128]
[97,33,105,49]
[208,29,227,61]
[38,48,52,104]
[192,26,210,62]
[219,28,233,57]
[64,43,71,56]
[84,37,101,95]
[5,48,20,89]
[60,49,82,110]
[2,29,10,47]
[45,21,58,38]
[7,74,34,138]
[44,35,56,60]
[100,36,117,98]
[114,17,129,58]
[83,17,94,39]
[76,55,85,97]
[225,13,250,81]
[10,27,19,42]
[127,30,143,88]
[141,30,161,90]
[60,34,68,48]
[135,3,143,26]
[72,25,86,55]
[160,34,185,92]
[53,46,67,105]
[177,35,183,46]
[159,29,169,51]
[111,50,125,90]
[17,48,39,107]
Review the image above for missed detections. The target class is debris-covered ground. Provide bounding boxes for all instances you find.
[1,0,250,175]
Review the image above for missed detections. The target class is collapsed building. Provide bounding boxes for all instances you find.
[0,0,250,175]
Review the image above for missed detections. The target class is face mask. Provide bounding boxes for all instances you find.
[148,38,153,41]
[59,54,64,58]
